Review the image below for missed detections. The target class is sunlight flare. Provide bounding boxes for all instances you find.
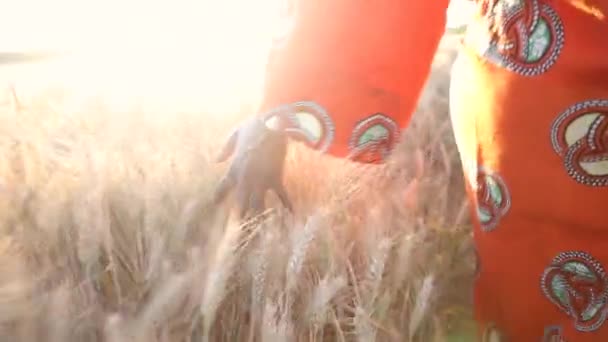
[1,0,287,113]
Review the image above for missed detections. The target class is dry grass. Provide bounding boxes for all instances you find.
[0,33,476,341]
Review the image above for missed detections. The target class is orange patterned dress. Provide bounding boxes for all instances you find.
[258,0,608,340]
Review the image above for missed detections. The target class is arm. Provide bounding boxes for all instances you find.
[259,0,450,163]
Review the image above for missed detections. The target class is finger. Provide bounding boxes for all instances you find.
[272,183,293,213]
[249,191,266,218]
[213,173,236,205]
[215,128,239,163]
[236,186,252,220]
[284,128,314,145]
[239,204,249,220]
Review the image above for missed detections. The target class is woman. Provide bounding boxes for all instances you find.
[216,0,608,340]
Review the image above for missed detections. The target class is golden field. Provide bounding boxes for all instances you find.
[0,32,476,341]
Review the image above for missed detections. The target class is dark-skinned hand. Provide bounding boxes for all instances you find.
[213,116,293,219]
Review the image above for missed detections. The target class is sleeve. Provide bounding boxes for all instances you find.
[258,0,450,163]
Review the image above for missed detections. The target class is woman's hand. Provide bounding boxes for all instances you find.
[213,117,293,219]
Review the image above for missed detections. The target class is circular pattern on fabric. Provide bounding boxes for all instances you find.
[263,101,335,152]
[543,325,567,342]
[468,0,565,76]
[541,251,608,333]
[347,113,399,163]
[468,165,511,232]
[550,99,608,187]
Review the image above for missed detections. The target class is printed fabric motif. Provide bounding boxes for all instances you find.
[466,0,565,76]
[263,101,335,152]
[467,164,511,232]
[541,251,608,332]
[348,113,400,163]
[551,99,608,187]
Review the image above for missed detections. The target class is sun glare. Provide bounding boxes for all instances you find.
[1,0,285,114]
[1,0,473,115]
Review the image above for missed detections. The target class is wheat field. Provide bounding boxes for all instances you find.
[0,32,476,342]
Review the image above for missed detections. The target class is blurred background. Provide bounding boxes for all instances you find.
[0,0,475,114]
